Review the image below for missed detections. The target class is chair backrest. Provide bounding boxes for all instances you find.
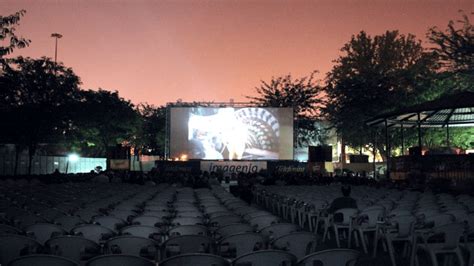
[357,209,384,227]
[208,211,235,219]
[333,208,358,225]
[171,216,203,226]
[232,250,296,266]
[218,232,265,258]
[259,223,299,240]
[272,232,318,261]
[297,248,360,266]
[0,223,23,234]
[54,215,86,232]
[85,254,155,266]
[430,223,465,250]
[25,223,65,245]
[72,224,114,244]
[45,235,100,263]
[0,234,42,265]
[120,225,162,240]
[210,215,242,227]
[162,235,214,259]
[131,215,166,227]
[249,215,280,230]
[389,215,416,238]
[425,213,455,227]
[92,216,126,232]
[8,254,78,266]
[105,236,159,260]
[160,253,230,266]
[215,223,254,239]
[168,225,208,237]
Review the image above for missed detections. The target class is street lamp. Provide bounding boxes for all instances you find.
[51,33,63,66]
[66,153,79,174]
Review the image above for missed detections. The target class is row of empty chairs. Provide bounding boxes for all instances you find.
[1,180,359,265]
[255,184,474,266]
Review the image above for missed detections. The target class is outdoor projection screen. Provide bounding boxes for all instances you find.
[169,107,294,160]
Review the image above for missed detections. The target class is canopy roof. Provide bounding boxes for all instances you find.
[366,91,474,128]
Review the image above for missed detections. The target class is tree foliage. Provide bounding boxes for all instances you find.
[0,57,81,173]
[323,31,438,157]
[247,72,325,146]
[428,12,474,77]
[137,104,166,156]
[72,89,141,156]
[0,10,30,61]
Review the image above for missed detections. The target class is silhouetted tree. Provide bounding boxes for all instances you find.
[138,104,166,156]
[323,31,438,160]
[0,10,30,63]
[247,72,325,147]
[428,12,474,78]
[0,57,81,174]
[73,89,141,161]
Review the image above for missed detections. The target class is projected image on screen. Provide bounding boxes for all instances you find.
[169,107,293,160]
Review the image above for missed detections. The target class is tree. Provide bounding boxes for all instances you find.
[247,72,325,147]
[428,12,474,78]
[73,89,141,160]
[323,31,438,160]
[138,104,166,156]
[0,57,81,174]
[1,10,30,62]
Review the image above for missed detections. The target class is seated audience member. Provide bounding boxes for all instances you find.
[327,185,358,214]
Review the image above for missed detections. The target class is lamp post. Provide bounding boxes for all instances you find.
[51,33,63,66]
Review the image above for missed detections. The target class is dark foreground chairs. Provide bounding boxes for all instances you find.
[232,250,296,266]
[8,254,78,266]
[296,249,360,266]
[85,254,155,266]
[160,253,230,266]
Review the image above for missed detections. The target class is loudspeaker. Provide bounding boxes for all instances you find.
[409,146,422,156]
[308,146,332,162]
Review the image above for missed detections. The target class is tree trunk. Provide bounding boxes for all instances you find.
[27,143,37,175]
[340,136,346,167]
[14,144,21,176]
[376,143,387,162]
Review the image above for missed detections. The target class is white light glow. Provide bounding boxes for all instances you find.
[68,153,80,162]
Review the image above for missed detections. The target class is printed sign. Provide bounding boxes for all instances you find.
[200,161,267,175]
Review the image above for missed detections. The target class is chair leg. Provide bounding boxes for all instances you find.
[454,248,465,266]
[359,230,368,253]
[373,228,379,258]
[386,239,397,266]
[429,251,439,266]
[469,248,474,266]
[348,228,352,249]
[334,226,341,248]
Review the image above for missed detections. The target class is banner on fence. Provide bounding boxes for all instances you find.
[266,160,307,175]
[155,160,201,174]
[200,161,267,175]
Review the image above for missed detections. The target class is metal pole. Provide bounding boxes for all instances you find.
[384,119,390,179]
[54,37,58,64]
[51,33,62,70]
[373,131,377,179]
[417,113,422,149]
[401,123,405,155]
[446,124,450,148]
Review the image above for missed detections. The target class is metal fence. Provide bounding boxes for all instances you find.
[0,155,106,175]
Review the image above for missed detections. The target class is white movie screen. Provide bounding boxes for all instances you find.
[169,107,294,160]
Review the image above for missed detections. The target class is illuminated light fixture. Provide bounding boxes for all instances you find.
[68,153,80,162]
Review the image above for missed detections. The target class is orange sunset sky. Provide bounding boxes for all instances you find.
[1,0,472,105]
